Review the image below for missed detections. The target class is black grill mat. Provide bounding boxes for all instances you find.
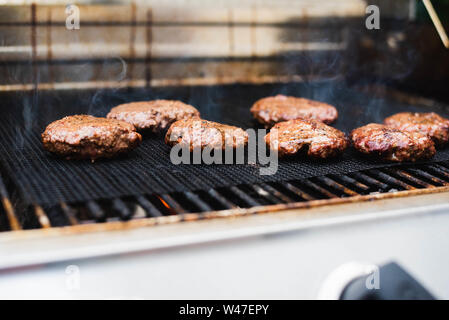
[1,82,449,206]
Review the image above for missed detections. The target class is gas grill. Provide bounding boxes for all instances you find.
[1,0,449,299]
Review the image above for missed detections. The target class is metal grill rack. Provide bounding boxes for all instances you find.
[2,161,449,233]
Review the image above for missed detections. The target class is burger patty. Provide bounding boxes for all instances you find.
[107,100,200,132]
[265,119,348,159]
[384,112,449,146]
[165,119,248,151]
[250,94,338,127]
[350,123,435,162]
[42,115,142,160]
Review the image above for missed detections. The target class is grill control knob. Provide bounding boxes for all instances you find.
[318,261,435,300]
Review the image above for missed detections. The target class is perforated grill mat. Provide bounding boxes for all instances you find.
[1,82,449,206]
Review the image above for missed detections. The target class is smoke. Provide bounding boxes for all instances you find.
[87,56,129,116]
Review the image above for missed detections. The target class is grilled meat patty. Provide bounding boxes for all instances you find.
[42,115,142,160]
[107,100,200,132]
[350,123,435,162]
[384,112,449,146]
[265,119,348,158]
[250,94,338,127]
[165,119,248,151]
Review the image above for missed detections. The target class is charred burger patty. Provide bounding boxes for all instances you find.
[107,100,200,132]
[350,123,435,162]
[165,119,248,151]
[42,115,142,160]
[265,119,348,159]
[250,94,338,127]
[384,112,449,146]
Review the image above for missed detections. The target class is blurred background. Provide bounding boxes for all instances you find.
[0,0,447,101]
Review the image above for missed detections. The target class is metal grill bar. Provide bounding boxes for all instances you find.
[349,172,390,191]
[425,164,449,181]
[136,196,163,217]
[300,179,339,198]
[207,189,238,209]
[112,199,134,221]
[384,168,435,188]
[330,174,370,192]
[437,162,449,171]
[251,184,283,204]
[406,167,449,186]
[229,186,261,207]
[315,176,358,196]
[367,169,415,190]
[159,194,186,214]
[87,200,106,221]
[0,175,21,231]
[34,205,51,228]
[60,202,78,226]
[183,191,213,212]
[283,182,316,201]
[260,183,294,203]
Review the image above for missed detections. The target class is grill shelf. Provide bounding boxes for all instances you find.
[2,161,449,233]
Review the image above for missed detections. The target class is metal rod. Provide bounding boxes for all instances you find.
[405,167,448,186]
[300,179,339,199]
[136,196,163,217]
[438,162,449,171]
[0,75,306,92]
[314,176,358,196]
[368,169,415,190]
[145,8,153,87]
[376,168,416,190]
[385,168,435,188]
[349,172,389,190]
[112,198,134,221]
[2,197,21,231]
[423,0,449,48]
[259,183,294,203]
[0,175,21,231]
[159,194,186,214]
[426,164,449,180]
[60,202,78,225]
[34,205,51,229]
[86,200,106,221]
[184,191,213,212]
[207,189,237,209]
[229,186,260,207]
[283,182,316,201]
[250,184,282,204]
[330,174,370,192]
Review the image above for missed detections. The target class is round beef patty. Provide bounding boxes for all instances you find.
[350,123,435,162]
[384,112,449,146]
[165,119,248,151]
[107,100,200,132]
[250,94,338,127]
[265,119,348,159]
[42,115,142,160]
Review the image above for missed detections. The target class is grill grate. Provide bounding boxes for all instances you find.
[2,161,449,233]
